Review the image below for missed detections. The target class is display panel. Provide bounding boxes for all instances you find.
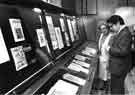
[18,8,52,58]
[47,80,79,95]
[0,6,51,94]
[54,27,64,49]
[45,16,59,50]
[36,28,51,54]
[67,19,75,42]
[43,12,73,58]
[59,18,70,46]
[71,18,80,41]
[75,17,87,41]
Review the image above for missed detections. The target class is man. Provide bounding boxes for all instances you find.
[106,15,132,94]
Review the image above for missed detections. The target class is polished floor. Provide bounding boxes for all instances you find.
[125,68,135,95]
[91,68,135,95]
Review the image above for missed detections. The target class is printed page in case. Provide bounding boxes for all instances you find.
[74,54,87,61]
[47,80,79,95]
[68,62,89,74]
[72,60,90,68]
[68,62,82,72]
[63,73,86,86]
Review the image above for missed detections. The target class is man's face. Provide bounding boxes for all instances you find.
[108,22,120,33]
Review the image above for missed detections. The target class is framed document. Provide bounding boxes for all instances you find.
[9,18,25,42]
[10,46,28,71]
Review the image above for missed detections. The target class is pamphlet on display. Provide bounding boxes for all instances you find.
[72,60,90,68]
[47,80,79,95]
[74,54,87,61]
[63,73,86,86]
[68,62,89,74]
[9,18,25,42]
[10,46,28,71]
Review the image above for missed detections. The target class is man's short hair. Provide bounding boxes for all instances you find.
[107,15,125,25]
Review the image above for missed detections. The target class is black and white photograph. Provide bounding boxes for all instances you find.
[1,0,135,95]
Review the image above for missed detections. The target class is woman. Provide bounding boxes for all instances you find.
[98,23,113,90]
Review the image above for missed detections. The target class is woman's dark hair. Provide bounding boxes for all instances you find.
[107,15,125,25]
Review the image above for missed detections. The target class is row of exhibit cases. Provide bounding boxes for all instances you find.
[0,10,81,70]
[0,4,85,94]
[25,41,98,95]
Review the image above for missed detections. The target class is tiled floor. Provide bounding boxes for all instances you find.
[91,77,110,95]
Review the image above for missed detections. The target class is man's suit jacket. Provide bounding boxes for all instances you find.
[109,27,132,76]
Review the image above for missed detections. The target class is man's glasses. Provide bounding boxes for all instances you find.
[108,24,113,28]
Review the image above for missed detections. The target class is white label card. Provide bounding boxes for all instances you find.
[9,19,25,42]
[10,46,28,71]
